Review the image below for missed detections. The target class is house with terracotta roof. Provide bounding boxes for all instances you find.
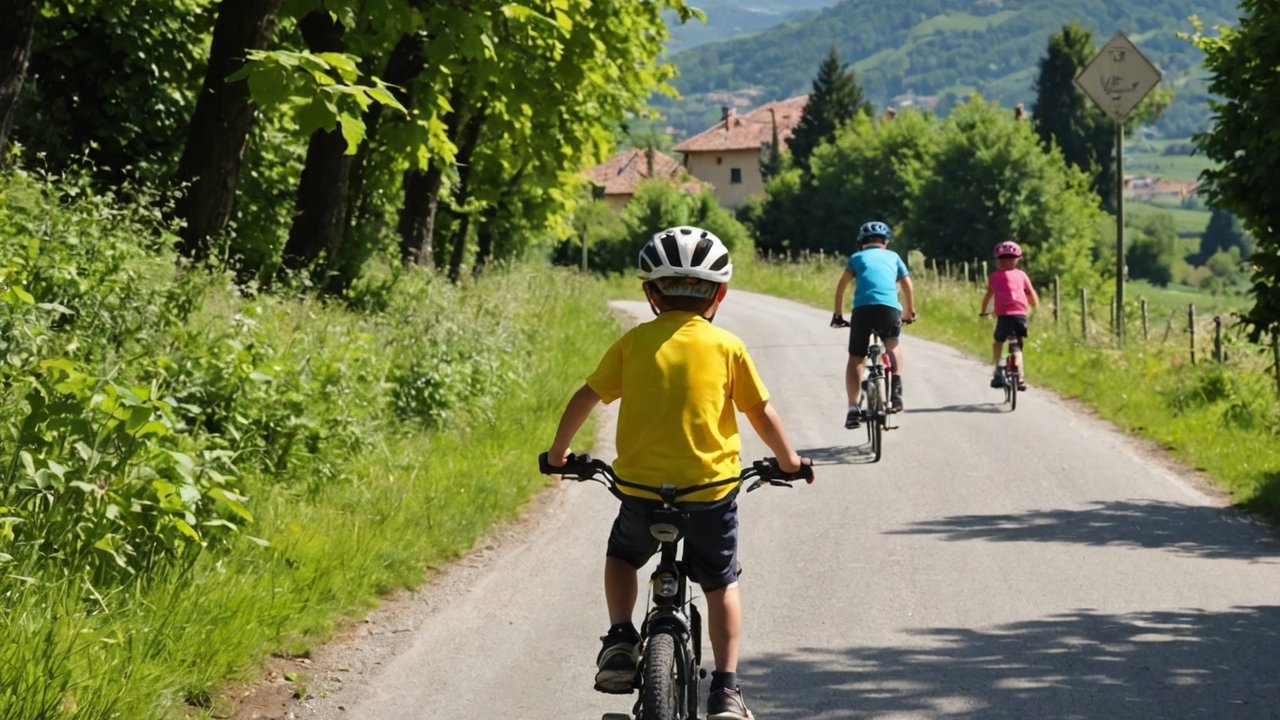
[671,95,808,210]
[584,147,703,213]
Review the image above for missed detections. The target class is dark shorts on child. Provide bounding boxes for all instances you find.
[994,314,1029,342]
[848,304,903,357]
[607,494,740,591]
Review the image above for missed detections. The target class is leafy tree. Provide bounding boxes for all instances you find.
[806,108,939,255]
[787,45,870,172]
[1126,214,1179,286]
[1188,6,1280,340]
[14,0,217,182]
[0,0,38,166]
[1192,207,1253,265]
[904,96,1101,290]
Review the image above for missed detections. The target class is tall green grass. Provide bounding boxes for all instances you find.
[0,268,620,720]
[734,256,1280,521]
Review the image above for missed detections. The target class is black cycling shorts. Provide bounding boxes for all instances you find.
[606,495,741,591]
[994,315,1029,342]
[847,304,903,358]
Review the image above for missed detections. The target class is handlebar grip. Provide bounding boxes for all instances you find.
[538,451,593,476]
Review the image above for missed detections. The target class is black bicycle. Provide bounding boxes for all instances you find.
[832,313,912,462]
[538,453,813,720]
[982,313,1025,411]
[860,328,896,461]
[1000,336,1024,410]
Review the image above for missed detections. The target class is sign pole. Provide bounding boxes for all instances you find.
[1075,31,1161,346]
[1115,121,1124,346]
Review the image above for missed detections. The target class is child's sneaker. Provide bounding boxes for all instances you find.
[593,626,638,694]
[890,376,904,412]
[990,368,1006,388]
[1017,378,1028,392]
[845,407,861,429]
[707,685,755,720]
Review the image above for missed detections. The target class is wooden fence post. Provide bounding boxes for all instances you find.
[1140,298,1149,341]
[1053,276,1061,325]
[1080,288,1088,338]
[1272,330,1280,395]
[1188,304,1197,364]
[1213,316,1224,363]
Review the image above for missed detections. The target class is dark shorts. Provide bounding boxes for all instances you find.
[994,315,1029,342]
[848,304,903,357]
[606,496,741,591]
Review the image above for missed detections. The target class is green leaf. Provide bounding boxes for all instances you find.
[337,112,366,154]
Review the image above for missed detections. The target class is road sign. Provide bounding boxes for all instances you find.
[1075,31,1162,122]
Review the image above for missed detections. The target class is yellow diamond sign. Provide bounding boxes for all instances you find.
[1075,31,1162,122]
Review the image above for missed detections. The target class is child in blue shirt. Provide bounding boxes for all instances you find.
[830,221,916,427]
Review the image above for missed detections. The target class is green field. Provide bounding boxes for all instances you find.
[1125,200,1211,237]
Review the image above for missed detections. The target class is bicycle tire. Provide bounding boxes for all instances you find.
[866,380,883,462]
[1009,373,1018,411]
[640,631,682,720]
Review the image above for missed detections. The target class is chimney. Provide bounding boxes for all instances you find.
[1014,103,1025,121]
[722,106,734,127]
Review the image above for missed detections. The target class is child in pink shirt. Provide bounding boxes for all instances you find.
[979,241,1039,390]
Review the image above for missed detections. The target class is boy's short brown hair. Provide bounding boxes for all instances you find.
[646,277,721,313]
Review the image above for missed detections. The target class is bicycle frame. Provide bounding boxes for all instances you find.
[1002,336,1023,410]
[538,454,808,720]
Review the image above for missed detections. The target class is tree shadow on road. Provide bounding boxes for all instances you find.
[902,403,1006,414]
[740,605,1280,719]
[885,499,1280,561]
[804,444,879,466]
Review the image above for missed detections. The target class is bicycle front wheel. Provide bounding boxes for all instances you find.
[641,631,682,720]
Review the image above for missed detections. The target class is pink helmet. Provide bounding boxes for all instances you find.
[993,241,1022,258]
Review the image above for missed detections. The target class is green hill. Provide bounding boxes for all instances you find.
[666,0,838,51]
[659,0,1241,138]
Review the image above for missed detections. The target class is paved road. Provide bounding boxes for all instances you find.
[286,291,1280,720]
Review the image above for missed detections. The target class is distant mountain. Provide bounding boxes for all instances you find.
[665,1,841,51]
[657,0,1242,139]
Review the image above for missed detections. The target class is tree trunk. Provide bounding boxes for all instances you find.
[173,0,283,262]
[398,82,468,268]
[346,33,423,246]
[280,11,351,288]
[446,109,487,282]
[398,165,444,266]
[473,163,525,277]
[0,0,39,167]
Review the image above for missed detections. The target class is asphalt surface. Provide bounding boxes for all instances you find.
[285,290,1280,720]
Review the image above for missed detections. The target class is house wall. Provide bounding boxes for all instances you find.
[602,194,629,214]
[683,148,764,210]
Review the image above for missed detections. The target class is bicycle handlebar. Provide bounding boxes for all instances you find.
[538,452,814,496]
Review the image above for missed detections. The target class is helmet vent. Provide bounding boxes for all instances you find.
[709,255,729,272]
[660,233,683,267]
[640,244,662,272]
[690,236,713,266]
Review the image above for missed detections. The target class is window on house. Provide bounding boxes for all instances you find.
[729,168,742,184]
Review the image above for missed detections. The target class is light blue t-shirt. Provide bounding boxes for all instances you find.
[846,246,910,310]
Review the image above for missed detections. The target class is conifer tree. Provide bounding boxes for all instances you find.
[787,46,870,172]
[1031,23,1116,213]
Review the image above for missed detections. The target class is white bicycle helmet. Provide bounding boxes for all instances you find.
[637,226,733,285]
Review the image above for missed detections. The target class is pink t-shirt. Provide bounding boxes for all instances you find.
[988,269,1034,316]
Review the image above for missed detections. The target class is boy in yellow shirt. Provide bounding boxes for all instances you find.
[544,225,810,720]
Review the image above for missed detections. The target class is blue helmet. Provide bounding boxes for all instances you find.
[857,221,892,244]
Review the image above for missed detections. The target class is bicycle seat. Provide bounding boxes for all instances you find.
[649,508,686,543]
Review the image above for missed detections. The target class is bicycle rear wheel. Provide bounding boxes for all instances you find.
[866,380,883,462]
[640,631,683,720]
[1008,372,1018,411]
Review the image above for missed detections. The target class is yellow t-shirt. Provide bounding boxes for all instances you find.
[586,311,769,502]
